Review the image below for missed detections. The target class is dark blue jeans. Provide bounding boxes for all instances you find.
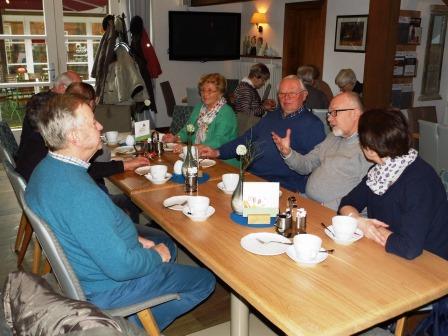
[87,263,215,330]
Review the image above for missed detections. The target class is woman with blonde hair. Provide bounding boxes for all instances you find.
[163,73,237,148]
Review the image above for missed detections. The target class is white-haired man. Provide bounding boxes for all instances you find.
[25,94,215,330]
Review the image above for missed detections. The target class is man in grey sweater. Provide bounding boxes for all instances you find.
[272,92,371,210]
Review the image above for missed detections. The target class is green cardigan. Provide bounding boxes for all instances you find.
[177,103,237,149]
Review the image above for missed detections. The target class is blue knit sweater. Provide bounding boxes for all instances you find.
[339,157,448,260]
[219,107,325,192]
[25,155,162,293]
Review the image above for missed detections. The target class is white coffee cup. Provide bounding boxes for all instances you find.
[293,234,322,262]
[105,131,118,144]
[332,215,358,242]
[187,196,210,217]
[183,146,198,159]
[149,165,168,181]
[222,173,239,192]
[173,160,183,175]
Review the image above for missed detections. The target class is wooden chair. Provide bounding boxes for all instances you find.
[160,81,176,117]
[21,189,180,336]
[2,160,48,274]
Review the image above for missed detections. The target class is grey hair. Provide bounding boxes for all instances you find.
[296,65,314,85]
[37,94,85,151]
[248,63,270,81]
[335,69,357,88]
[279,75,307,91]
[54,72,74,89]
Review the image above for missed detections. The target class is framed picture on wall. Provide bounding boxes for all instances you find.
[334,15,368,52]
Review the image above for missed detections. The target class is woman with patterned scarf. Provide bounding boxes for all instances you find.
[163,73,237,150]
[339,109,448,260]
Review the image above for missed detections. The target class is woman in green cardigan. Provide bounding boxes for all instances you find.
[163,73,237,149]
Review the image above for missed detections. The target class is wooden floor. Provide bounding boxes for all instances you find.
[0,164,230,335]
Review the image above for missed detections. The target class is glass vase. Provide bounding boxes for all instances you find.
[231,170,244,215]
[182,135,198,193]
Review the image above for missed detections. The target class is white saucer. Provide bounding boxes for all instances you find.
[144,173,172,184]
[286,245,328,265]
[217,181,235,195]
[163,195,191,211]
[324,225,364,245]
[115,146,135,155]
[200,159,216,168]
[134,165,151,176]
[182,206,215,221]
[240,232,291,256]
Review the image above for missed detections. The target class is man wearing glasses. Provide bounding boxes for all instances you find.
[199,75,325,193]
[272,92,371,210]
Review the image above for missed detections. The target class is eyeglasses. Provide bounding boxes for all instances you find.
[326,108,355,118]
[200,89,219,95]
[278,89,307,98]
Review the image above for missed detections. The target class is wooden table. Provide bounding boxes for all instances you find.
[131,176,448,336]
[108,152,238,196]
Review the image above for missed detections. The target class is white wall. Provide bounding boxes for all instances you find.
[151,0,243,127]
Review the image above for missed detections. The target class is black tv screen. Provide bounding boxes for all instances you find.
[169,11,241,61]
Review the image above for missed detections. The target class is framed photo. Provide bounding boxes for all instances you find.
[334,15,368,53]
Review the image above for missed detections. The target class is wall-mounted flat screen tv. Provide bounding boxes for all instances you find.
[169,11,241,61]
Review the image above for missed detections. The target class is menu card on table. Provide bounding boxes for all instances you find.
[243,182,280,223]
[134,120,150,141]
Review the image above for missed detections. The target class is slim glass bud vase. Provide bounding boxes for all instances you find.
[182,135,198,193]
[231,170,244,215]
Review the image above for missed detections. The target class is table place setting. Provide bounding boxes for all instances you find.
[217,173,239,195]
[182,196,215,222]
[134,165,151,176]
[144,165,172,185]
[240,232,292,256]
[322,215,364,245]
[285,234,330,266]
[163,195,190,211]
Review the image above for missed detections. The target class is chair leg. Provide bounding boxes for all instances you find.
[32,238,42,274]
[17,217,33,268]
[42,258,52,275]
[395,316,406,336]
[137,309,160,336]
[14,213,27,252]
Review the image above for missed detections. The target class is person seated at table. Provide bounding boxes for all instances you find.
[339,109,448,260]
[16,71,82,181]
[199,75,326,193]
[232,63,276,117]
[25,94,216,330]
[162,73,237,149]
[308,64,333,102]
[335,68,363,96]
[271,92,371,210]
[66,82,146,222]
[297,65,329,110]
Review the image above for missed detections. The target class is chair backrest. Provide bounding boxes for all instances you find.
[160,81,176,117]
[170,105,194,134]
[418,120,439,172]
[0,121,18,163]
[3,160,26,209]
[186,87,202,107]
[312,109,330,134]
[437,123,448,173]
[20,191,86,301]
[1,144,16,168]
[406,106,437,134]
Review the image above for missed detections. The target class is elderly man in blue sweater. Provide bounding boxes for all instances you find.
[25,94,215,330]
[200,75,325,192]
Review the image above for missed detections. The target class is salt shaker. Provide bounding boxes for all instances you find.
[297,208,307,234]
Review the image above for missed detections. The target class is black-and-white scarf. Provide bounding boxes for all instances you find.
[366,148,418,195]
